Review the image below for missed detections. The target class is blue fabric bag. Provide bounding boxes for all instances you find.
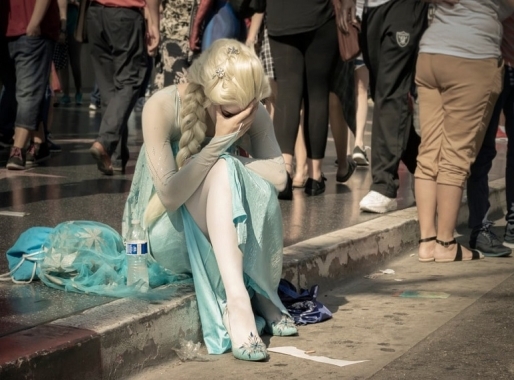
[278,279,332,325]
[0,227,53,283]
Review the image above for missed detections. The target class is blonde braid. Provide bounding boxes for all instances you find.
[176,83,208,168]
[143,84,208,228]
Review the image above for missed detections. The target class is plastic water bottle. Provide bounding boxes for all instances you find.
[126,219,149,291]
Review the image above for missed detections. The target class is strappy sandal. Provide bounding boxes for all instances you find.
[418,236,436,262]
[434,238,483,263]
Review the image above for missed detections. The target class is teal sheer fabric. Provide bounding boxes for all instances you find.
[123,140,288,354]
[36,221,192,300]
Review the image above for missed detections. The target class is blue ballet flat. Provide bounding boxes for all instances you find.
[266,315,298,336]
[223,307,268,361]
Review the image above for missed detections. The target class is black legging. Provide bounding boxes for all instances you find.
[269,18,338,159]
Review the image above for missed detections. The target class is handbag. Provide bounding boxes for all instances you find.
[278,279,332,325]
[74,0,90,43]
[332,1,361,62]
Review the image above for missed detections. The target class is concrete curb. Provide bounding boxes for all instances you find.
[283,178,506,290]
[0,178,506,379]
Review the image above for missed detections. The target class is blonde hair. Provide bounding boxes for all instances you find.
[144,39,271,227]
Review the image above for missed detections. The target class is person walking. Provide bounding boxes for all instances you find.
[0,0,60,170]
[87,0,160,175]
[267,0,339,197]
[337,0,428,213]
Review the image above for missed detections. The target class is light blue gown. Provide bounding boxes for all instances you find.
[121,86,289,354]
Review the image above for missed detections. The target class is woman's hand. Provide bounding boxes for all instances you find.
[334,0,357,33]
[214,101,258,138]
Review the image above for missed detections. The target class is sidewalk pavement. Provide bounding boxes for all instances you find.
[129,218,514,380]
[0,103,510,379]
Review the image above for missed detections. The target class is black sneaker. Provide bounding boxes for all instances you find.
[6,146,26,170]
[504,223,514,249]
[26,142,51,166]
[470,224,512,257]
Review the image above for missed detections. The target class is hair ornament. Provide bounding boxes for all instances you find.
[213,67,225,79]
[227,46,240,55]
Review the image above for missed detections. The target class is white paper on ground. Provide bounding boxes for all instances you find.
[268,346,368,367]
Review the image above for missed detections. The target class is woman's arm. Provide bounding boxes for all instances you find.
[142,89,240,213]
[234,103,287,191]
[246,12,264,49]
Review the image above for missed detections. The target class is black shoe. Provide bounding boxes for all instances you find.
[278,174,293,200]
[336,156,357,183]
[6,146,26,170]
[26,142,51,166]
[470,224,512,257]
[304,175,326,196]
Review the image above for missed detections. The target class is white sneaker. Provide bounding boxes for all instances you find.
[359,190,398,213]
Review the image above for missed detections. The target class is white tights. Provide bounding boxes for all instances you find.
[185,160,262,346]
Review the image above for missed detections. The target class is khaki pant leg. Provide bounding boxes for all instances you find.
[415,53,445,181]
[437,55,503,187]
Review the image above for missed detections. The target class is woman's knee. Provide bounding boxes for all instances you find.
[204,159,230,189]
[437,165,468,188]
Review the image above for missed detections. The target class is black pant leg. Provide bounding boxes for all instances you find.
[89,6,147,155]
[303,18,338,159]
[269,34,305,155]
[367,0,428,198]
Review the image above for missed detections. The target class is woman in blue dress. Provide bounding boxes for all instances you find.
[122,38,297,361]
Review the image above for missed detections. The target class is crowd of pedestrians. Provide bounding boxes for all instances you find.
[0,0,514,360]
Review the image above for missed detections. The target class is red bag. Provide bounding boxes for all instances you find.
[336,21,361,61]
[332,1,361,62]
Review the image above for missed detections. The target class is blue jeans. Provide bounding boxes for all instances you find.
[0,35,55,132]
[467,65,514,229]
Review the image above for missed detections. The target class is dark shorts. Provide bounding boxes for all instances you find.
[0,35,55,132]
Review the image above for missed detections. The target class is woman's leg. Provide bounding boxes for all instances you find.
[58,64,70,98]
[415,54,443,260]
[434,55,502,261]
[329,92,350,178]
[293,104,308,187]
[264,78,277,120]
[354,65,369,153]
[185,160,261,347]
[303,19,338,181]
[268,34,304,162]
